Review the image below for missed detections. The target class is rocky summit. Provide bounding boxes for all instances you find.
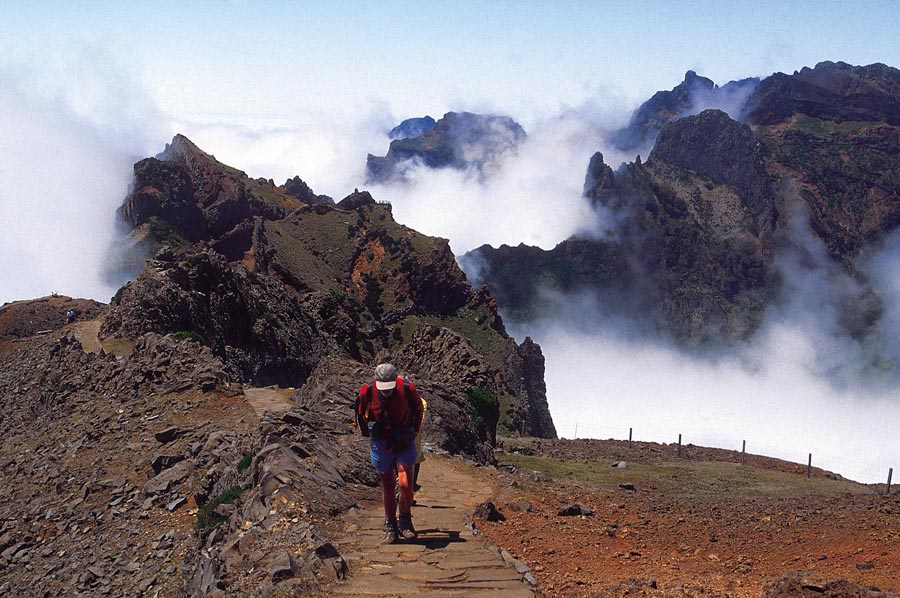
[466,61,900,346]
[0,135,555,596]
[366,111,527,183]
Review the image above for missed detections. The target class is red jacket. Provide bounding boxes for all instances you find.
[357,377,424,433]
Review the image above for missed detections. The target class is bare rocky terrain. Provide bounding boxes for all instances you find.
[477,437,900,597]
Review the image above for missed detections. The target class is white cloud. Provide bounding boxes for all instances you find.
[366,108,617,255]
[504,201,900,484]
[0,53,161,304]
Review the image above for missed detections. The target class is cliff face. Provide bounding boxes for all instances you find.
[467,62,900,346]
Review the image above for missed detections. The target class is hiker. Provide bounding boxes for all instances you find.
[413,397,428,493]
[65,310,75,324]
[356,363,424,544]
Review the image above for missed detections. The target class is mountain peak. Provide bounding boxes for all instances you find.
[743,61,900,125]
[366,111,526,183]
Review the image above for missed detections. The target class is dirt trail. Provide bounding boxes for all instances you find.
[243,385,295,418]
[71,319,103,353]
[331,455,535,597]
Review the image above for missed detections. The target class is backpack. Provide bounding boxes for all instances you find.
[355,379,413,438]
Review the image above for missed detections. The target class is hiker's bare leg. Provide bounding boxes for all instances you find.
[378,471,398,519]
[397,463,414,513]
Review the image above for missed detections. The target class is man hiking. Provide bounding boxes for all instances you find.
[356,363,424,544]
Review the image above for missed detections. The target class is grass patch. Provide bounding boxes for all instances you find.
[197,485,243,531]
[499,451,870,500]
[795,114,827,137]
[237,452,254,473]
[422,305,504,360]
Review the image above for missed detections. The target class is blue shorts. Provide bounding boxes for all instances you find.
[370,433,418,475]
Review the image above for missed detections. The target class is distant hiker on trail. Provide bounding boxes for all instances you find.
[356,363,424,544]
[65,310,75,324]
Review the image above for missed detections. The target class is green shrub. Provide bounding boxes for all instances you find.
[467,387,498,441]
[197,486,243,531]
[237,452,254,473]
[171,330,203,343]
[111,286,126,305]
[180,253,207,269]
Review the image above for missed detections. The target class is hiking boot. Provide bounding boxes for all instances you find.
[380,518,399,544]
[398,513,417,540]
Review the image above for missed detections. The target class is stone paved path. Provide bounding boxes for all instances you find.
[332,455,535,597]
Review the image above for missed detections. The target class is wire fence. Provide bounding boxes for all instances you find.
[564,421,895,491]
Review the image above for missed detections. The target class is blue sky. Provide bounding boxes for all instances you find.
[2,1,900,481]
[3,1,899,128]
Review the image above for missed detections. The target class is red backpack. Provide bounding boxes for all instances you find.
[355,379,413,438]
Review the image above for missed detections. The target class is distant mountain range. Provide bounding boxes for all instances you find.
[462,61,900,352]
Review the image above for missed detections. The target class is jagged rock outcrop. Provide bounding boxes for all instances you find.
[504,336,556,439]
[388,115,436,140]
[366,111,526,183]
[118,135,302,260]
[612,70,760,153]
[101,246,324,386]
[283,176,334,206]
[468,61,900,346]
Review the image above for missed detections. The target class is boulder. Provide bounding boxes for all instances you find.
[472,501,505,522]
[143,460,194,497]
[558,503,594,517]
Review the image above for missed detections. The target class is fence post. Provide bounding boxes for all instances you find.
[888,468,893,494]
[678,434,682,458]
[741,440,746,465]
[628,427,633,450]
[807,453,812,479]
[574,423,578,439]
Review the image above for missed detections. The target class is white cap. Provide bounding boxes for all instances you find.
[374,363,397,390]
